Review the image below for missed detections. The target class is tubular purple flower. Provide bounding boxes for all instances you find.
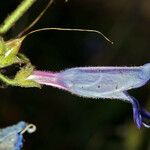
[27,63,150,129]
[28,70,67,90]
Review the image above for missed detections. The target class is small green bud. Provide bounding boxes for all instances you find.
[5,37,25,55]
[0,36,29,68]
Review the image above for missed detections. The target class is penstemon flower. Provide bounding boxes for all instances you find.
[27,63,150,129]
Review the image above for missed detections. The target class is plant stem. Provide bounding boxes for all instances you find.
[0,73,16,86]
[0,0,36,35]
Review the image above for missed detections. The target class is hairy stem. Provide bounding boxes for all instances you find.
[0,73,16,86]
[0,0,37,35]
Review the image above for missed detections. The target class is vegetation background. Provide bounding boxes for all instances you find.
[0,0,150,149]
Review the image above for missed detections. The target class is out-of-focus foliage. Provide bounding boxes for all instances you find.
[0,0,150,150]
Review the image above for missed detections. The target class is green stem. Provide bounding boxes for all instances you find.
[0,73,16,86]
[0,0,37,35]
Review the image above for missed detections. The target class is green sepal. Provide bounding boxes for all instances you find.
[14,64,41,88]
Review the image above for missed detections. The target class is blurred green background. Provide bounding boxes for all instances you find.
[0,0,150,149]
